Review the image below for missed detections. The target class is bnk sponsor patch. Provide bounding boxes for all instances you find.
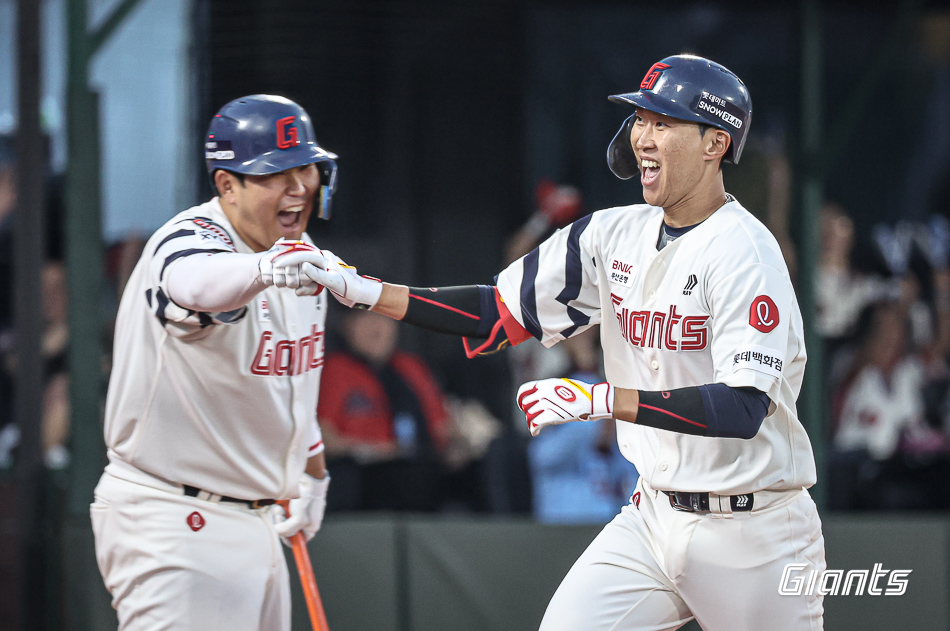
[609,259,635,287]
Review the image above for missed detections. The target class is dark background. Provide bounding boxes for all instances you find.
[203,0,950,415]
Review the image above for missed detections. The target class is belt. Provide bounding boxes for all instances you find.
[663,490,754,513]
[182,485,276,510]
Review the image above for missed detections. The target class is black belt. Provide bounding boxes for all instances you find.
[663,490,754,513]
[182,485,276,510]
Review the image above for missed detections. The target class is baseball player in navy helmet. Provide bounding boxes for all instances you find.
[91,95,338,630]
[304,54,827,630]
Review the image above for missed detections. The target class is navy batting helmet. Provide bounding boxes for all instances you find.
[606,55,752,179]
[205,94,339,219]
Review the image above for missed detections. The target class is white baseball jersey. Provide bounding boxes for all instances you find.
[104,197,326,500]
[496,199,816,495]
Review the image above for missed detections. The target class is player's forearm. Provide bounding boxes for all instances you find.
[612,384,770,439]
[371,283,410,319]
[305,451,327,480]
[375,284,496,337]
[167,252,267,312]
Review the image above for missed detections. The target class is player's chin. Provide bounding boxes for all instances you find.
[276,212,307,239]
[641,188,663,207]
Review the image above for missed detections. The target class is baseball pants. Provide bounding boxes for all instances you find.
[91,471,291,631]
[539,479,826,631]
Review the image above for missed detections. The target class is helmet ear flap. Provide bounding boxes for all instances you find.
[314,159,338,220]
[607,115,639,180]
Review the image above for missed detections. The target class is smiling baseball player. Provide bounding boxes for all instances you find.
[303,54,826,630]
[91,95,338,630]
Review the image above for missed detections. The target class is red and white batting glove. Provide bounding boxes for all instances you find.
[517,378,614,437]
[271,473,330,546]
[259,239,327,294]
[300,250,383,308]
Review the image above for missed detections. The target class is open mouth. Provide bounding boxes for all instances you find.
[640,159,660,186]
[278,205,304,229]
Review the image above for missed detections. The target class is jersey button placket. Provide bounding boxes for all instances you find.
[651,360,659,370]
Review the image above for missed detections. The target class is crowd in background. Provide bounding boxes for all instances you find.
[819,204,950,510]
[2,130,950,521]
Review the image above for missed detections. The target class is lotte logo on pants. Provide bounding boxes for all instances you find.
[186,511,206,532]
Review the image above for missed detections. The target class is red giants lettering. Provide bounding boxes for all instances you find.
[251,325,324,376]
[614,304,708,351]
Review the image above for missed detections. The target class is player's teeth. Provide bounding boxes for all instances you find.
[282,206,304,213]
[642,160,659,169]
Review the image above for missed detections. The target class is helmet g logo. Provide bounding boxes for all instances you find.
[640,62,670,90]
[276,116,299,149]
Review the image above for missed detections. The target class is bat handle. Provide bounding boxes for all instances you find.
[278,500,330,631]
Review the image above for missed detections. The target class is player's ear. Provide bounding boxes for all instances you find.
[214,169,234,198]
[703,129,731,163]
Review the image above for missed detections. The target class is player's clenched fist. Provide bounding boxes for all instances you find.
[258,239,328,293]
[271,473,330,546]
[300,250,383,308]
[517,378,614,436]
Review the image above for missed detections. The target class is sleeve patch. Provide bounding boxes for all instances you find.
[749,295,779,333]
[732,344,784,379]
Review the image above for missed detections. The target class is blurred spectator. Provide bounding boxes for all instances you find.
[319,308,451,512]
[503,179,585,428]
[528,326,639,524]
[816,202,891,341]
[0,139,13,464]
[830,292,950,510]
[477,179,586,515]
[0,260,71,469]
[39,261,70,469]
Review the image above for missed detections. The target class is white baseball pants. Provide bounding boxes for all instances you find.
[539,479,826,631]
[91,471,290,631]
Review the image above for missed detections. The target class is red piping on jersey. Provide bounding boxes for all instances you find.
[462,289,532,359]
[408,293,480,320]
[463,318,506,358]
[637,403,707,428]
[309,440,323,451]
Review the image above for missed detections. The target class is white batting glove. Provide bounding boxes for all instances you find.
[517,378,614,437]
[299,251,383,308]
[259,239,328,293]
[271,474,330,546]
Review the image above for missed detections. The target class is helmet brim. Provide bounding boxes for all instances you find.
[608,91,709,127]
[226,144,338,176]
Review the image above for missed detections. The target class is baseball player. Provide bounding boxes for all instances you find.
[305,54,827,630]
[90,95,338,630]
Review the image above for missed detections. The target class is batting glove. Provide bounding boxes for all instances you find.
[517,378,614,437]
[259,239,327,293]
[271,473,330,546]
[299,250,383,309]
